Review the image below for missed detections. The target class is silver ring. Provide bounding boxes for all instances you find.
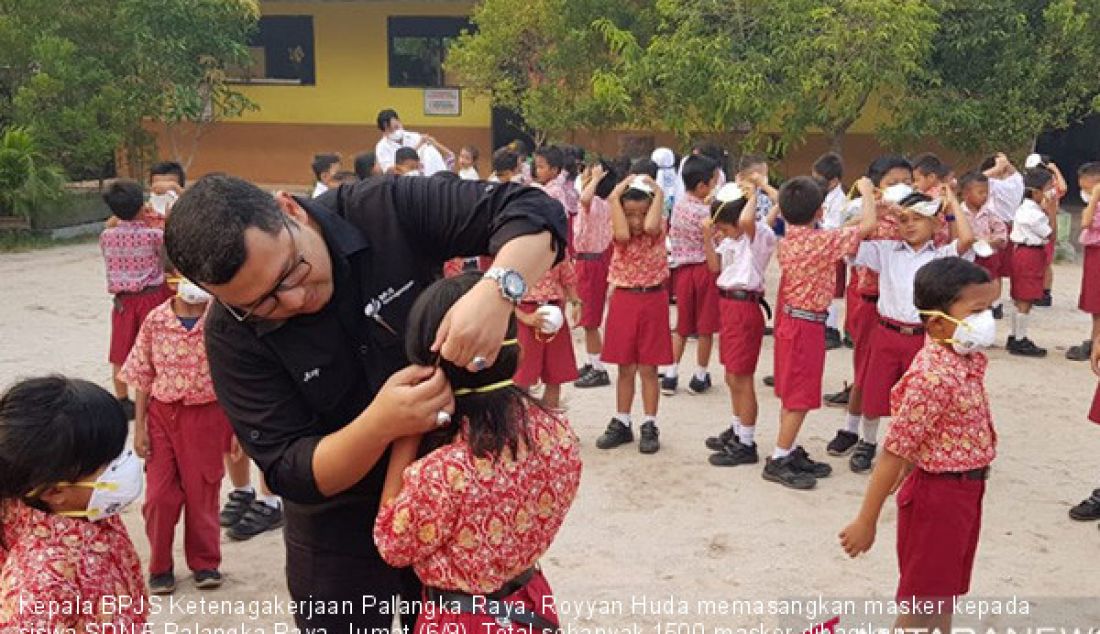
[435,411,452,427]
[471,356,488,372]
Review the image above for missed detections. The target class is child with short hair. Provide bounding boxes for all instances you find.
[0,376,147,631]
[394,147,423,176]
[1007,167,1057,357]
[981,153,1025,317]
[489,147,521,184]
[354,152,381,180]
[703,182,779,466]
[1067,162,1100,361]
[737,154,778,221]
[840,257,997,633]
[574,161,618,389]
[595,176,671,455]
[458,145,481,180]
[100,179,173,419]
[514,258,581,409]
[375,273,581,633]
[664,154,721,396]
[768,176,878,490]
[311,153,342,197]
[911,152,952,195]
[814,152,848,348]
[959,172,1009,315]
[120,272,231,594]
[845,187,975,474]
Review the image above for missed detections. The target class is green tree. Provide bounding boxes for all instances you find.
[883,0,1100,157]
[0,127,65,222]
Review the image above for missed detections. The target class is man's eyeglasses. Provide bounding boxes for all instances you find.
[220,218,312,322]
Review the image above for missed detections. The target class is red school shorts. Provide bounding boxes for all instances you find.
[513,302,579,387]
[1044,239,1056,266]
[844,271,861,336]
[1079,246,1100,314]
[833,261,847,299]
[673,263,720,337]
[109,285,174,365]
[1089,381,1100,425]
[858,319,925,418]
[1010,244,1046,302]
[574,250,611,329]
[850,295,880,383]
[602,287,674,366]
[415,569,560,634]
[718,294,766,375]
[975,248,1011,279]
[773,313,827,411]
[896,469,986,602]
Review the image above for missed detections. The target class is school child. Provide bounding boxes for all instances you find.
[664,154,721,396]
[1024,155,1067,307]
[311,153,342,198]
[840,257,997,633]
[1069,334,1100,522]
[1007,167,1057,357]
[814,152,848,349]
[573,161,618,389]
[354,152,381,180]
[959,172,1010,310]
[768,176,879,490]
[980,153,1025,318]
[144,160,187,228]
[595,176,671,454]
[702,182,780,466]
[514,259,582,409]
[510,140,534,185]
[488,147,520,184]
[394,147,423,176]
[845,187,976,473]
[0,376,147,631]
[458,145,481,180]
[374,273,581,633]
[1067,163,1100,361]
[911,153,952,196]
[737,154,778,221]
[533,145,569,203]
[120,272,231,594]
[100,180,173,419]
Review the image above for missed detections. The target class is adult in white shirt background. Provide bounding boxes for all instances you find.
[373,109,449,176]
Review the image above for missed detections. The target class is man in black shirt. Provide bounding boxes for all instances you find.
[165,174,566,629]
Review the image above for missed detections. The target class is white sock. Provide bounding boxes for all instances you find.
[259,495,281,509]
[772,446,792,460]
[232,485,255,495]
[845,414,860,434]
[642,416,657,426]
[694,367,708,381]
[1014,313,1029,339]
[861,417,880,444]
[615,412,632,427]
[729,415,742,434]
[589,354,605,371]
[738,425,756,446]
[664,365,679,378]
[826,302,840,329]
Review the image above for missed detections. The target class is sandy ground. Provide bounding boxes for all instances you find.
[2,242,1100,632]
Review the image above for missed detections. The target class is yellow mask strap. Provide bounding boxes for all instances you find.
[711,200,731,221]
[501,338,518,346]
[58,509,102,519]
[916,310,966,345]
[453,379,515,397]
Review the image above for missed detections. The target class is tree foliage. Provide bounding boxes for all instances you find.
[0,127,65,222]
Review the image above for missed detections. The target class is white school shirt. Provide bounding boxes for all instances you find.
[1009,199,1053,246]
[854,239,965,325]
[715,222,778,293]
[988,172,1025,224]
[459,167,480,181]
[375,131,448,176]
[821,185,849,230]
[311,182,328,198]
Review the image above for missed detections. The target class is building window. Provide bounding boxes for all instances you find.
[230,16,315,85]
[388,16,471,88]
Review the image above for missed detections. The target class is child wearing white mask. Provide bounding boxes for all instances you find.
[0,376,148,631]
[119,268,232,595]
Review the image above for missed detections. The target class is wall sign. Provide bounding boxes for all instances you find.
[424,88,461,116]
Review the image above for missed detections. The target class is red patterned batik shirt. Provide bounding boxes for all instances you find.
[778,225,861,312]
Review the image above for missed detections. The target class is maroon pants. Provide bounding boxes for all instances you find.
[144,399,229,575]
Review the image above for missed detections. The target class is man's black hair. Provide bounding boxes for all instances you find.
[912,152,950,179]
[311,153,340,180]
[103,179,145,221]
[682,154,719,192]
[914,257,991,319]
[492,148,519,174]
[150,161,186,187]
[534,145,565,171]
[376,109,399,131]
[866,155,913,187]
[354,152,377,180]
[630,158,658,179]
[778,176,825,226]
[0,376,128,502]
[958,171,989,191]
[165,174,286,286]
[813,152,843,182]
[395,147,419,165]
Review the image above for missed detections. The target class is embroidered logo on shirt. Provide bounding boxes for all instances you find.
[303,368,320,383]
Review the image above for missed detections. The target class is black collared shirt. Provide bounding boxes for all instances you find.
[204,175,566,554]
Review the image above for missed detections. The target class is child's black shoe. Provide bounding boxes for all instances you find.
[1069,489,1100,521]
[220,488,256,527]
[687,373,712,395]
[849,441,877,473]
[660,374,678,396]
[790,446,832,478]
[1034,290,1053,307]
[763,456,816,490]
[992,304,1004,320]
[193,569,223,590]
[825,327,842,350]
[638,421,660,454]
[826,430,859,456]
[596,419,633,449]
[823,383,851,408]
[708,441,758,466]
[575,368,610,388]
[1009,338,1047,357]
[149,571,176,595]
[705,427,735,452]
[762,375,775,387]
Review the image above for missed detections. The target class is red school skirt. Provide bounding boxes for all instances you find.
[850,294,880,383]
[1080,246,1100,315]
[417,569,560,634]
[602,287,674,366]
[976,248,1011,279]
[513,302,579,387]
[109,285,174,365]
[1010,244,1046,302]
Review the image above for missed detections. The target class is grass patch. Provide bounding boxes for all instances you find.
[0,230,99,253]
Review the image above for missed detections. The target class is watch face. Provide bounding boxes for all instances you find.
[502,271,527,298]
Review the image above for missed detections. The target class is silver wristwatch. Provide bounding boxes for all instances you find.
[483,267,527,304]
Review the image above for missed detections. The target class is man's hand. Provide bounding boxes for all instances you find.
[371,365,455,439]
[433,280,514,371]
[133,420,149,459]
[838,518,876,558]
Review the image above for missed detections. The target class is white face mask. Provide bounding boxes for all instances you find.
[57,450,144,521]
[149,191,177,216]
[177,279,212,305]
[882,183,914,204]
[387,128,405,143]
[404,169,423,178]
[920,309,996,355]
[1082,191,1092,205]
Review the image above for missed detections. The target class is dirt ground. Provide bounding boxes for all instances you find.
[2,242,1099,632]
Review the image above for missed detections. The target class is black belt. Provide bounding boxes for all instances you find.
[782,305,828,323]
[619,284,664,293]
[519,299,562,308]
[861,294,879,303]
[878,319,925,336]
[1014,243,1045,249]
[719,289,773,320]
[425,568,559,632]
[925,466,990,481]
[574,252,604,261]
